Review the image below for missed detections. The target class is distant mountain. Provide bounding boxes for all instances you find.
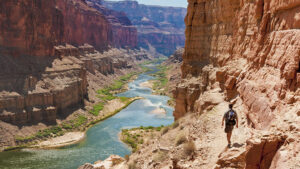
[90,0,186,56]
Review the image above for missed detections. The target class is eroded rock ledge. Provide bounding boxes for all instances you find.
[0,44,152,150]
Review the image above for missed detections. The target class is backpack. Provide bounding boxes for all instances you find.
[226,110,236,125]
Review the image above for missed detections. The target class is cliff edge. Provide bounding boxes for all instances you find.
[110,0,300,168]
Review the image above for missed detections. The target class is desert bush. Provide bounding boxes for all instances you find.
[161,127,169,135]
[172,121,179,129]
[183,141,196,156]
[128,161,137,169]
[175,133,187,146]
[153,151,168,162]
[180,125,184,130]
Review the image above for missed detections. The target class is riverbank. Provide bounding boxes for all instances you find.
[3,68,146,152]
[35,97,142,149]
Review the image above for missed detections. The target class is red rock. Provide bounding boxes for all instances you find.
[0,0,137,57]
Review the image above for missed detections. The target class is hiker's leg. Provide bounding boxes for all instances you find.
[227,132,232,144]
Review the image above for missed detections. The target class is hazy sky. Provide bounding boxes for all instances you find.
[108,0,188,8]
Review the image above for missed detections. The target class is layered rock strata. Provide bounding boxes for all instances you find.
[87,1,137,49]
[73,0,299,168]
[0,44,152,150]
[0,0,137,57]
[0,0,139,126]
[100,0,186,56]
[171,0,300,168]
[0,44,150,126]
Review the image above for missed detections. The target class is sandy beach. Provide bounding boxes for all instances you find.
[37,132,85,149]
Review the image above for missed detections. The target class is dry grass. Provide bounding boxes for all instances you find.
[172,121,179,129]
[128,161,137,169]
[153,151,168,162]
[175,133,187,146]
[183,141,196,156]
[161,126,169,135]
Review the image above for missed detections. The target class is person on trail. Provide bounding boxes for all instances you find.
[222,103,238,148]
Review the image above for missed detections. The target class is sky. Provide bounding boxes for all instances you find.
[109,0,188,8]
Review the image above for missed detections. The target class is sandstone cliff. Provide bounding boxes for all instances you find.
[0,44,152,150]
[0,0,145,150]
[173,0,300,168]
[0,0,137,57]
[111,0,300,168]
[100,0,186,56]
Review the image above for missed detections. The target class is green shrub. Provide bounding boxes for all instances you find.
[90,102,104,116]
[35,126,63,138]
[74,115,87,128]
[125,136,137,151]
[103,95,116,101]
[119,96,129,102]
[62,123,73,130]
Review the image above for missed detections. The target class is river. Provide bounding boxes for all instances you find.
[0,65,174,169]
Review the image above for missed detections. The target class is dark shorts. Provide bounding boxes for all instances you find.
[225,124,234,133]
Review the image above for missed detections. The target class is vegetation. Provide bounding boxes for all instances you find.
[90,102,105,116]
[74,115,88,128]
[150,65,170,95]
[172,121,180,129]
[121,125,164,152]
[153,151,168,162]
[128,162,138,169]
[183,141,196,156]
[86,98,139,128]
[161,126,169,135]
[175,133,187,146]
[12,60,150,150]
[90,72,137,116]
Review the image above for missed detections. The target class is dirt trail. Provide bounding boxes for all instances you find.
[126,90,252,169]
[177,93,251,168]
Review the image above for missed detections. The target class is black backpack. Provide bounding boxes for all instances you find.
[226,110,236,125]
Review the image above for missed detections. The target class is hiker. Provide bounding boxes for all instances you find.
[222,103,238,147]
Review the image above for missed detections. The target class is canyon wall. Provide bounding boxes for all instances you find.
[177,0,300,128]
[0,0,139,126]
[0,0,137,57]
[100,0,186,56]
[172,0,300,168]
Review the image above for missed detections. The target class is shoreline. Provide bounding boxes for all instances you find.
[2,62,155,151]
[2,72,144,152]
[29,97,143,150]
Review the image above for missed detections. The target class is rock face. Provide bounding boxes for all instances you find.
[86,0,137,49]
[172,0,300,168]
[100,0,186,56]
[0,43,149,126]
[0,0,137,57]
[178,0,300,128]
[0,0,139,126]
[78,155,127,169]
[0,43,151,150]
[163,48,183,97]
